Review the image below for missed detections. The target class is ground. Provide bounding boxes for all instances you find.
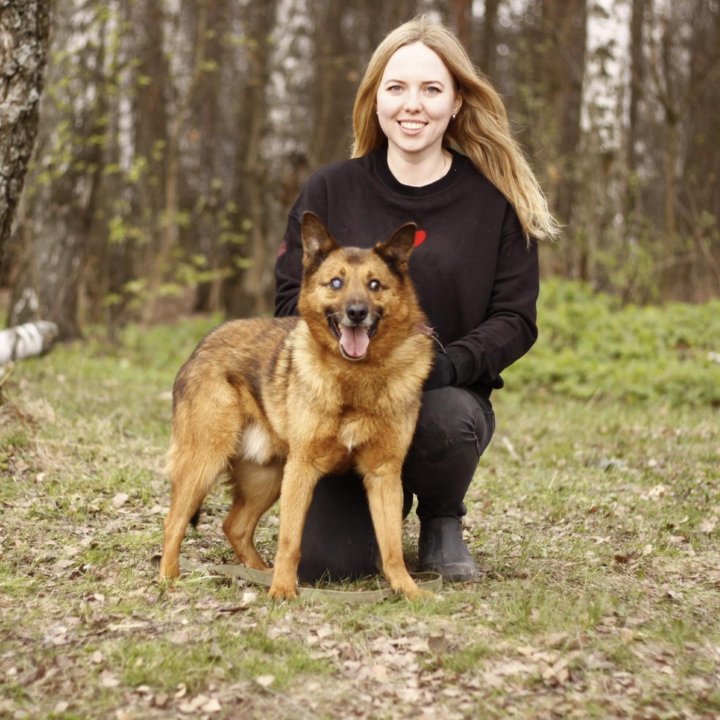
[0,316,719,719]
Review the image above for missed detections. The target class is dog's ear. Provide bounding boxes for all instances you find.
[374,222,417,276]
[301,211,340,273]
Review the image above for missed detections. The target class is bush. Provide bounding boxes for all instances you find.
[504,279,720,406]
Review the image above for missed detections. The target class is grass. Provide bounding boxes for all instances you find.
[1,287,719,719]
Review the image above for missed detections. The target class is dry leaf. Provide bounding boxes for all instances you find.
[100,671,119,688]
[112,492,130,508]
[44,625,70,646]
[316,623,333,639]
[255,675,275,688]
[202,697,222,713]
[152,693,169,709]
[699,518,717,534]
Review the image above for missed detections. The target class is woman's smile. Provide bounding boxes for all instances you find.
[376,41,461,166]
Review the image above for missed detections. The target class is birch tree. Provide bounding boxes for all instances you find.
[0,0,50,276]
[8,2,106,339]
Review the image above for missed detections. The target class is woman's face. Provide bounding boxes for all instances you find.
[376,42,460,161]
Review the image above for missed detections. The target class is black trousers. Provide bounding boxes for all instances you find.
[297,386,496,581]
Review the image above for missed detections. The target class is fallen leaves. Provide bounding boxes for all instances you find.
[178,693,222,714]
[100,670,120,688]
[699,517,717,534]
[112,492,130,508]
[3,352,720,720]
[254,675,275,688]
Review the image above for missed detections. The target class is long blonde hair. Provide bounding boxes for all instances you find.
[352,17,559,241]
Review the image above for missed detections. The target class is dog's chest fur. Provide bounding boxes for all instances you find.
[235,408,375,466]
[337,412,373,452]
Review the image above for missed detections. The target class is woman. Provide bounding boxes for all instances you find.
[274,17,557,583]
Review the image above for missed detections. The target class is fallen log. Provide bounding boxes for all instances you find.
[0,321,59,364]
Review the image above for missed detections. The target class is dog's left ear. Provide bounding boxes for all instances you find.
[374,222,417,275]
[301,211,340,273]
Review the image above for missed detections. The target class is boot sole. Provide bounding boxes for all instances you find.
[417,562,478,583]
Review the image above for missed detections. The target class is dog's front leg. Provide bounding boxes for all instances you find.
[268,455,322,599]
[362,464,428,600]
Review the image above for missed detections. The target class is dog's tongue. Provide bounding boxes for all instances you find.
[340,326,370,358]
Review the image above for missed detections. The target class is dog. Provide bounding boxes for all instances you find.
[159,211,433,599]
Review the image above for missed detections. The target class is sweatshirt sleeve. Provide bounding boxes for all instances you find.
[274,212,304,317]
[274,173,330,317]
[445,205,539,388]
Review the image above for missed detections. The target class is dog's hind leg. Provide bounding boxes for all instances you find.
[159,390,242,580]
[223,460,282,570]
[159,449,229,579]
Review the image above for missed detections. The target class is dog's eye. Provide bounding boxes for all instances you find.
[368,279,382,292]
[329,277,344,290]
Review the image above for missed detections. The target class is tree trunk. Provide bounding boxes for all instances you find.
[479,0,500,78]
[542,0,587,227]
[451,0,473,52]
[541,0,587,277]
[131,0,171,324]
[626,0,647,196]
[7,2,105,340]
[309,3,357,167]
[142,3,208,323]
[0,0,50,275]
[190,0,231,314]
[678,0,720,299]
[80,8,121,329]
[224,0,278,317]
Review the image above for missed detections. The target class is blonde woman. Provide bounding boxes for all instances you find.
[275,17,556,583]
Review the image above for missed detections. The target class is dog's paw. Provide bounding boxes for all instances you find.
[389,575,433,601]
[404,587,434,601]
[157,556,180,580]
[267,583,297,600]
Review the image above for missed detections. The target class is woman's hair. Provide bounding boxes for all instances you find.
[352,16,559,241]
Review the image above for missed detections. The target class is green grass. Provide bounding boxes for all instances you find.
[1,282,719,718]
[104,630,332,692]
[505,277,720,406]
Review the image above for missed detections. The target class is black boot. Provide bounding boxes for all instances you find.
[418,516,478,582]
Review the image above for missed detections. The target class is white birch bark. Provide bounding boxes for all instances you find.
[0,321,58,364]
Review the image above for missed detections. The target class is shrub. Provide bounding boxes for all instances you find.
[504,279,720,406]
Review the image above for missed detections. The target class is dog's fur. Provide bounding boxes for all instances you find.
[159,212,433,599]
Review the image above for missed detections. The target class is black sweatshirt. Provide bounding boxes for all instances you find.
[274,146,539,399]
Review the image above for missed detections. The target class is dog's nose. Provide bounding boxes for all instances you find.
[346,303,368,324]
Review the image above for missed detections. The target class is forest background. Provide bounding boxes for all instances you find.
[2,0,719,342]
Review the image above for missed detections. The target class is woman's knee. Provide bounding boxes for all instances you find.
[409,386,494,465]
[402,387,495,516]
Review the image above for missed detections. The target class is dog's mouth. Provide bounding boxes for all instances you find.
[327,312,379,361]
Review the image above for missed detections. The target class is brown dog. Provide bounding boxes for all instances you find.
[159,212,433,599]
